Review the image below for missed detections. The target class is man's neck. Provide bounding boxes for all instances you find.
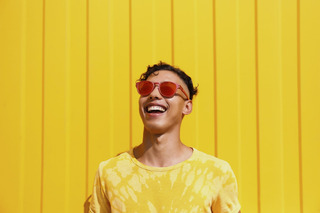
[133,129,193,167]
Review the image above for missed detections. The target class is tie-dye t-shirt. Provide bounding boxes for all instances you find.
[89,148,241,213]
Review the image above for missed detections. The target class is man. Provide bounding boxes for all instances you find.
[89,62,241,213]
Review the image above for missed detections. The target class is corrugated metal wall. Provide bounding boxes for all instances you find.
[0,0,319,212]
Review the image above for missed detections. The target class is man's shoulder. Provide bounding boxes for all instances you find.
[98,151,132,171]
[193,149,233,173]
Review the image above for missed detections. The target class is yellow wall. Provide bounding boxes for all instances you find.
[0,0,319,212]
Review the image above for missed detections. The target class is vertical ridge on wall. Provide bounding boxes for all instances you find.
[254,0,261,212]
[296,1,303,213]
[129,0,133,149]
[19,1,27,211]
[108,0,131,155]
[23,0,43,212]
[20,1,27,212]
[193,0,214,156]
[42,0,68,211]
[0,2,23,212]
[280,0,300,212]
[67,0,87,211]
[106,0,115,161]
[40,0,46,212]
[153,0,172,63]
[118,0,131,152]
[128,0,133,149]
[85,0,89,199]
[65,2,71,211]
[235,1,241,199]
[237,0,258,212]
[212,0,218,157]
[215,0,240,175]
[257,0,284,210]
[300,1,320,212]
[171,0,175,64]
[193,0,199,149]
[88,0,111,195]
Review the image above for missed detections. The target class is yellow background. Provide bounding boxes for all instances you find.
[0,0,319,212]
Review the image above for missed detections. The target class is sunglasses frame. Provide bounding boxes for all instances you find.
[136,81,190,100]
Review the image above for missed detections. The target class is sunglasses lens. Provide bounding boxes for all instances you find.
[159,82,177,97]
[137,81,154,96]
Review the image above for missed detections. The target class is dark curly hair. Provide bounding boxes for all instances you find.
[137,61,198,100]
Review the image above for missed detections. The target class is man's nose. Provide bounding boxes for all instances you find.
[148,85,162,99]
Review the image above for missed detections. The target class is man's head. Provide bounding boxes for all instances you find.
[136,62,198,134]
[138,62,198,100]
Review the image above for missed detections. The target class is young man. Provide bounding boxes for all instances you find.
[89,62,241,213]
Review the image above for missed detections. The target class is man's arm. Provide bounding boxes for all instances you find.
[210,162,241,213]
[89,169,111,213]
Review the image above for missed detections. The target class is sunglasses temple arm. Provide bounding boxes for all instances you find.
[179,87,190,100]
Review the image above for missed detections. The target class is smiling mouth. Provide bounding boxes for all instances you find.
[146,105,167,113]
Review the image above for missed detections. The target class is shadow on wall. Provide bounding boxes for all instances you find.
[84,195,92,213]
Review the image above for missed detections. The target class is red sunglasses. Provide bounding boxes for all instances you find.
[136,81,189,100]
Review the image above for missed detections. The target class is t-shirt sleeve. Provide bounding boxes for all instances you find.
[211,162,241,213]
[89,166,111,213]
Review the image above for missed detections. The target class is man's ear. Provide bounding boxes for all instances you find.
[182,100,193,115]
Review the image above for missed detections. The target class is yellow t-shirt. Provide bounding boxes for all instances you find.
[89,148,241,213]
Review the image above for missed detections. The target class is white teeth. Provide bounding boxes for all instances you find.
[147,105,166,112]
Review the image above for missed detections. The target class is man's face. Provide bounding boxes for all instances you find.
[138,70,192,134]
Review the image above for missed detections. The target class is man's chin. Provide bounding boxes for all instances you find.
[144,124,167,135]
